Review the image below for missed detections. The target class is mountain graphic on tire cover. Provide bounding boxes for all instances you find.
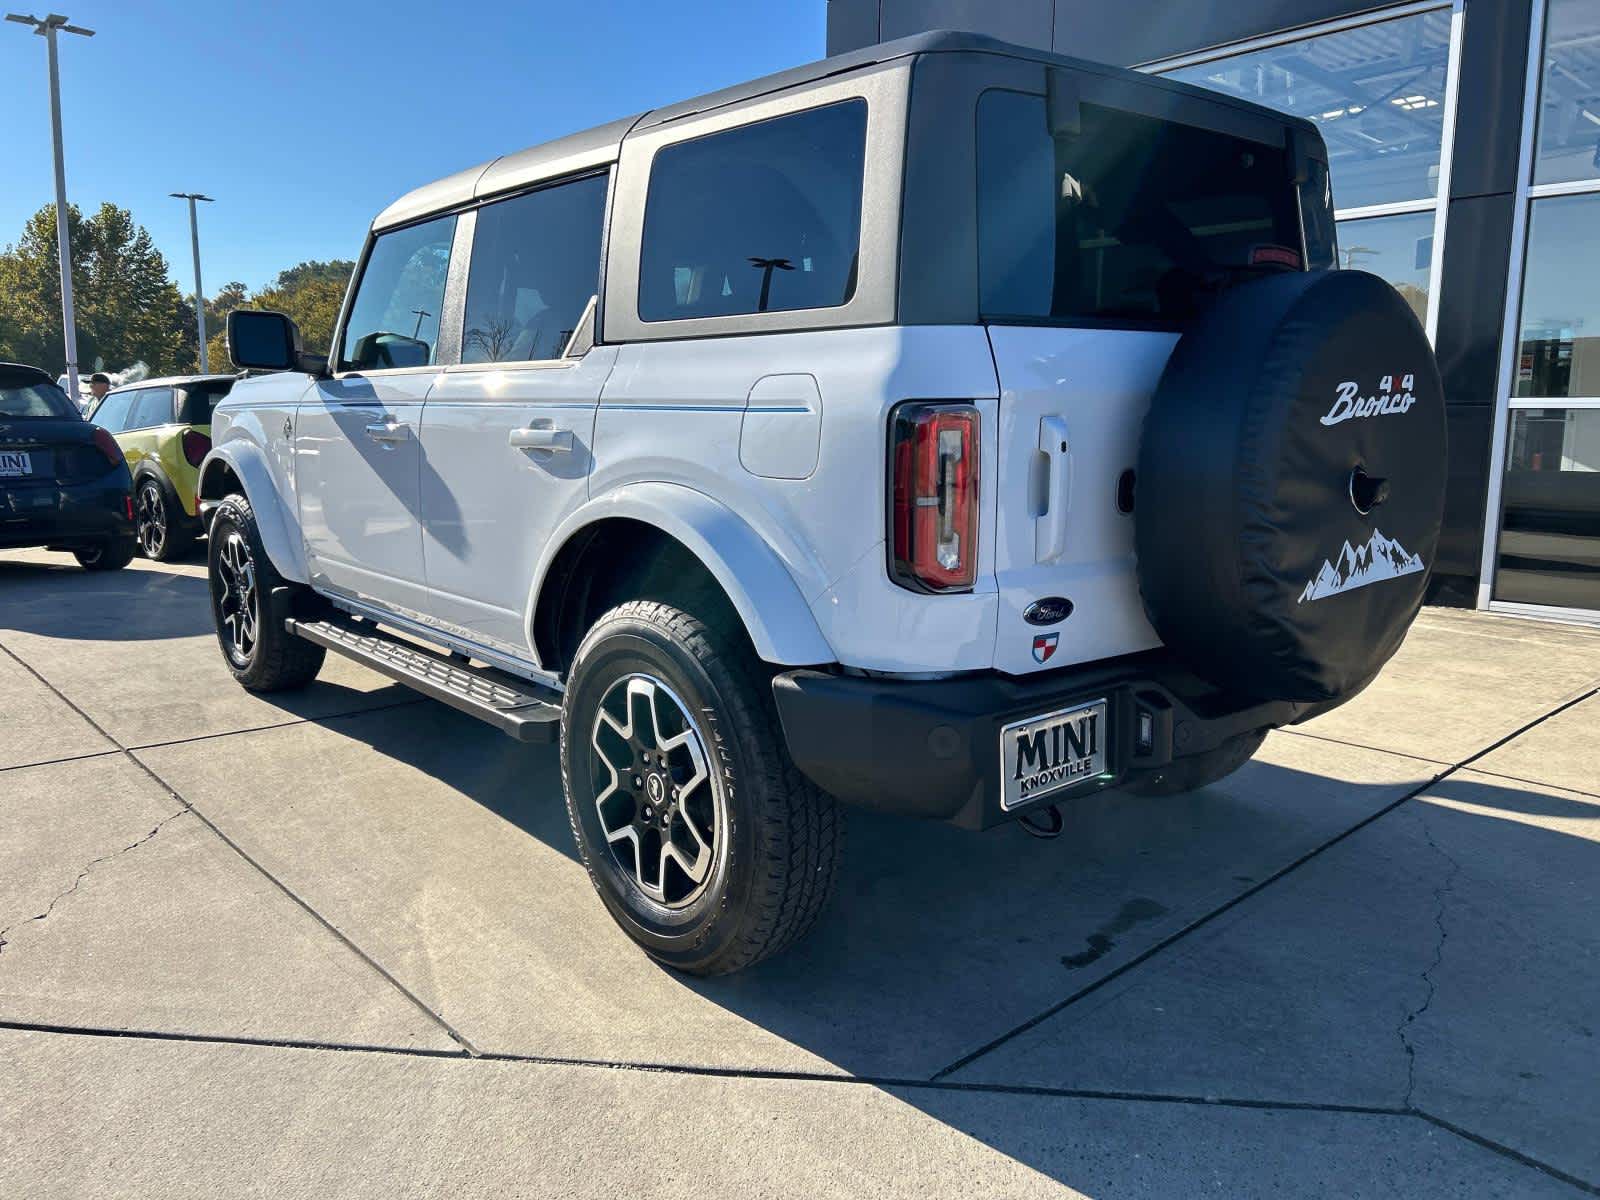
[1298,529,1425,603]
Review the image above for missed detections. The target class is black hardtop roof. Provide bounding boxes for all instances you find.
[372,30,1319,231]
[0,362,55,384]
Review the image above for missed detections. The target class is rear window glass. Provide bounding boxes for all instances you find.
[126,387,176,430]
[638,99,867,321]
[977,90,1306,325]
[178,382,231,425]
[0,377,76,419]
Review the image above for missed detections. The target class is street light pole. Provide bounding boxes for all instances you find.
[6,12,94,407]
[171,193,214,372]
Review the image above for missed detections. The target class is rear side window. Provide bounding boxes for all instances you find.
[177,382,230,425]
[638,100,867,321]
[0,376,75,418]
[977,90,1305,325]
[462,174,607,363]
[125,387,176,431]
[339,214,457,371]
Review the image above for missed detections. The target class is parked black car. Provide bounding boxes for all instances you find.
[0,362,137,570]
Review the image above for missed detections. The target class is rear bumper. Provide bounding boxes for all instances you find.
[0,475,135,552]
[772,653,1305,830]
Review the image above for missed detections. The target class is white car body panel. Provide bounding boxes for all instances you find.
[203,373,318,584]
[295,370,438,619]
[421,349,617,655]
[590,325,1003,673]
[986,326,1176,675]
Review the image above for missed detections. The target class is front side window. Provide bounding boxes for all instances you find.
[978,90,1306,325]
[462,174,607,364]
[89,390,135,432]
[638,99,867,321]
[339,214,456,371]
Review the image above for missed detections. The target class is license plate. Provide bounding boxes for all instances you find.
[0,451,33,477]
[1000,698,1109,811]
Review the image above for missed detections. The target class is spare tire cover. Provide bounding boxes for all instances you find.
[1135,269,1446,704]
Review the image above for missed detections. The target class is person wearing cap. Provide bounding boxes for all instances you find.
[87,372,111,404]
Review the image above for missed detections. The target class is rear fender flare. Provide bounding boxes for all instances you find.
[528,482,836,667]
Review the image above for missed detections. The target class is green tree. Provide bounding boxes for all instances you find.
[205,260,353,373]
[0,202,191,377]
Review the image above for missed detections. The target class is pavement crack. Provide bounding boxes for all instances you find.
[1397,807,1460,1110]
[0,808,185,959]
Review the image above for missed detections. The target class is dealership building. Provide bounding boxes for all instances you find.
[829,0,1600,622]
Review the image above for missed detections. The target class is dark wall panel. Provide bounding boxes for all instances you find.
[883,0,1053,47]
[1449,0,1532,198]
[1433,194,1516,410]
[826,0,880,56]
[1438,403,1494,586]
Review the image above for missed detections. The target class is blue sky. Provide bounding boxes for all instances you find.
[1,0,824,293]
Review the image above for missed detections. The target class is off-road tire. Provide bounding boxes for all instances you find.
[561,600,841,976]
[73,540,135,571]
[1122,728,1268,797]
[207,493,325,692]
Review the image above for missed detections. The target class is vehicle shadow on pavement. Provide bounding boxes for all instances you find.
[0,557,211,642]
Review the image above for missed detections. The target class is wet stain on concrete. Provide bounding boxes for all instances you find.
[1061,897,1168,969]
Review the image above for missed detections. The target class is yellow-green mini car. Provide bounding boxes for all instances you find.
[88,375,235,561]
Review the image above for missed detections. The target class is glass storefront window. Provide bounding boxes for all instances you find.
[1165,9,1452,210]
[1335,211,1433,324]
[1533,0,1600,186]
[1495,408,1600,607]
[1515,193,1600,399]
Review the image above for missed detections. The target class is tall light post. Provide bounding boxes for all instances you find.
[171,193,214,372]
[6,12,94,406]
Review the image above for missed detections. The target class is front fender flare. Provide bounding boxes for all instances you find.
[529,482,836,666]
[197,444,308,584]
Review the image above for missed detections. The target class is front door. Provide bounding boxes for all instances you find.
[417,173,611,656]
[296,213,457,618]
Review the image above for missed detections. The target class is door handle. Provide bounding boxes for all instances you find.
[364,420,411,444]
[509,427,573,453]
[1034,416,1071,564]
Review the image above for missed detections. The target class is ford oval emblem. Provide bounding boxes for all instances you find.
[1023,597,1073,626]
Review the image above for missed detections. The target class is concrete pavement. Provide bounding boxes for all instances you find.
[2,546,1597,1197]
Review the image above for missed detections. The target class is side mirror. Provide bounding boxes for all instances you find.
[350,331,430,370]
[227,309,328,375]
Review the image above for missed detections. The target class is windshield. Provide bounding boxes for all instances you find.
[978,90,1324,325]
[0,376,77,419]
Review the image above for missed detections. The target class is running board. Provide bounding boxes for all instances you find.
[285,616,561,742]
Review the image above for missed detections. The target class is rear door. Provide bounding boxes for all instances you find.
[975,83,1326,674]
[419,173,613,655]
[297,213,455,618]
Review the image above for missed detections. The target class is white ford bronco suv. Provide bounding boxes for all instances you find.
[202,32,1446,976]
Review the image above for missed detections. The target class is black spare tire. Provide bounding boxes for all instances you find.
[1135,269,1446,704]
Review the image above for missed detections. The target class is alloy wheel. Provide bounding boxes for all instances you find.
[215,529,258,667]
[136,481,166,558]
[590,673,724,908]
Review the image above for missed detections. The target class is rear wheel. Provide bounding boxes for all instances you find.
[561,600,841,976]
[207,493,325,691]
[135,476,196,562]
[73,540,135,571]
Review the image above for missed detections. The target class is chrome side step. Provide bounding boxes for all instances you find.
[286,616,562,743]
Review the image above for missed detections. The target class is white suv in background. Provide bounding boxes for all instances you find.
[200,32,1446,975]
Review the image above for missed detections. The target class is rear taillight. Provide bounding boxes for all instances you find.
[91,425,124,467]
[889,402,980,593]
[181,428,211,467]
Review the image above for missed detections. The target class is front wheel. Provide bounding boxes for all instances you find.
[207,493,325,692]
[561,600,841,976]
